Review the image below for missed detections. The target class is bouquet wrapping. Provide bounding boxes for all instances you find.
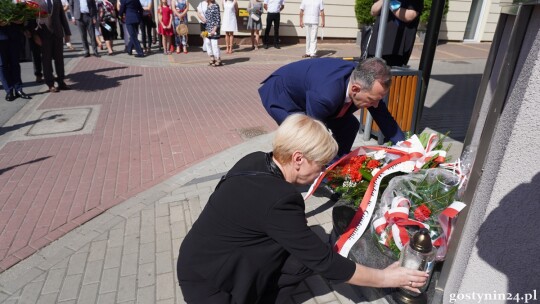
[372,168,467,261]
[306,133,457,258]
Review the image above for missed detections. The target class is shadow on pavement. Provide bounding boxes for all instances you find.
[221,57,250,65]
[0,156,52,175]
[419,73,483,141]
[0,114,62,136]
[66,66,142,91]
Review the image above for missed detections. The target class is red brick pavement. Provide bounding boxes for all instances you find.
[0,58,280,272]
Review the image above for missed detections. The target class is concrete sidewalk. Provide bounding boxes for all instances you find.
[0,41,489,303]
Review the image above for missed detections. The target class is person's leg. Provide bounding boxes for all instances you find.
[181,35,187,53]
[29,37,43,81]
[84,15,99,55]
[52,34,66,86]
[0,41,14,95]
[39,30,55,89]
[146,20,153,51]
[259,254,313,304]
[273,13,280,47]
[326,114,360,158]
[140,21,147,51]
[78,17,90,55]
[309,24,318,56]
[127,23,144,55]
[254,29,260,48]
[304,24,310,56]
[263,14,272,47]
[173,17,181,53]
[6,35,23,92]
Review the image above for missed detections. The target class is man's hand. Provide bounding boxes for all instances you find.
[71,17,77,25]
[92,17,97,24]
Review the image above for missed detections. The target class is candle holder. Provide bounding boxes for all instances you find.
[393,228,436,304]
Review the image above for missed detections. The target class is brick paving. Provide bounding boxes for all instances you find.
[0,41,489,303]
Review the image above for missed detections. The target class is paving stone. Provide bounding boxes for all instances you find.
[82,259,104,285]
[58,274,82,301]
[36,292,58,304]
[156,272,175,301]
[87,240,107,263]
[122,235,139,256]
[42,268,67,295]
[155,251,173,275]
[107,228,125,249]
[136,286,155,304]
[156,232,173,253]
[67,252,88,276]
[137,263,155,288]
[77,283,99,304]
[117,274,136,303]
[120,253,138,277]
[103,246,122,270]
[99,268,119,294]
[96,292,116,304]
[139,227,155,245]
[124,217,141,237]
[19,280,44,303]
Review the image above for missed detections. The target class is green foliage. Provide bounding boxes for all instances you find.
[355,0,375,26]
[420,0,450,25]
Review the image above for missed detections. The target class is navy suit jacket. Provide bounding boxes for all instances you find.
[118,0,143,24]
[258,58,404,144]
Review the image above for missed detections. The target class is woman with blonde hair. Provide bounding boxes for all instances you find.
[177,114,428,303]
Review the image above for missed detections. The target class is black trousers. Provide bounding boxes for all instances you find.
[140,15,153,49]
[77,13,98,55]
[178,254,313,304]
[29,37,42,78]
[37,27,66,87]
[264,12,280,46]
[0,37,23,94]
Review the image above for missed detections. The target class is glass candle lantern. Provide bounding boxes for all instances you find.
[394,228,437,304]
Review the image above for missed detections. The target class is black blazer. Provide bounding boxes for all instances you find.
[177,152,355,303]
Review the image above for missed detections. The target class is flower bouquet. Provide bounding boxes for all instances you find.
[306,132,455,258]
[372,168,467,261]
[0,0,42,26]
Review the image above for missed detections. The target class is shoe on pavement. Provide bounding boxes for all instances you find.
[93,53,101,58]
[264,44,269,49]
[83,53,90,58]
[5,90,16,101]
[274,44,281,49]
[57,82,71,90]
[15,89,32,99]
[49,86,59,93]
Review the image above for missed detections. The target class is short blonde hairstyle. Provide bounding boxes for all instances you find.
[273,114,338,165]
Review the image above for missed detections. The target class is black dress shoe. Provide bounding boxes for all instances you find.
[5,91,16,102]
[57,83,71,90]
[93,53,101,58]
[263,44,269,49]
[84,53,91,58]
[15,89,32,99]
[274,44,281,49]
[134,54,145,58]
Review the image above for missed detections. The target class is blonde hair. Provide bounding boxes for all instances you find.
[273,114,338,165]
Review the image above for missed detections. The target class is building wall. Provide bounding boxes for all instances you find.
[443,6,540,302]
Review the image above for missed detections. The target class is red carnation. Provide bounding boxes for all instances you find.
[414,204,431,222]
[366,159,380,169]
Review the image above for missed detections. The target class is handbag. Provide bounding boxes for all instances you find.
[250,13,259,21]
[176,23,189,36]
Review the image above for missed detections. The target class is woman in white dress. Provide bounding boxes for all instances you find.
[221,0,238,54]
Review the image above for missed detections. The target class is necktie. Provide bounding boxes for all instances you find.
[47,0,52,13]
[336,100,353,118]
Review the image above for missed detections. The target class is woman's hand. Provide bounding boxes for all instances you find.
[380,262,429,293]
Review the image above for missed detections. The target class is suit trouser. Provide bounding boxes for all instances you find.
[29,37,43,77]
[140,15,153,49]
[77,13,98,55]
[126,23,144,55]
[304,23,318,56]
[264,12,280,46]
[38,27,66,87]
[0,38,23,94]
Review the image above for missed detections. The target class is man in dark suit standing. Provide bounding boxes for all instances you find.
[0,23,32,101]
[118,0,144,57]
[35,0,72,92]
[259,57,405,158]
[70,0,100,57]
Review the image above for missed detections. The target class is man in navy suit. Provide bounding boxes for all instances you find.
[118,0,144,57]
[0,24,32,101]
[259,57,404,158]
